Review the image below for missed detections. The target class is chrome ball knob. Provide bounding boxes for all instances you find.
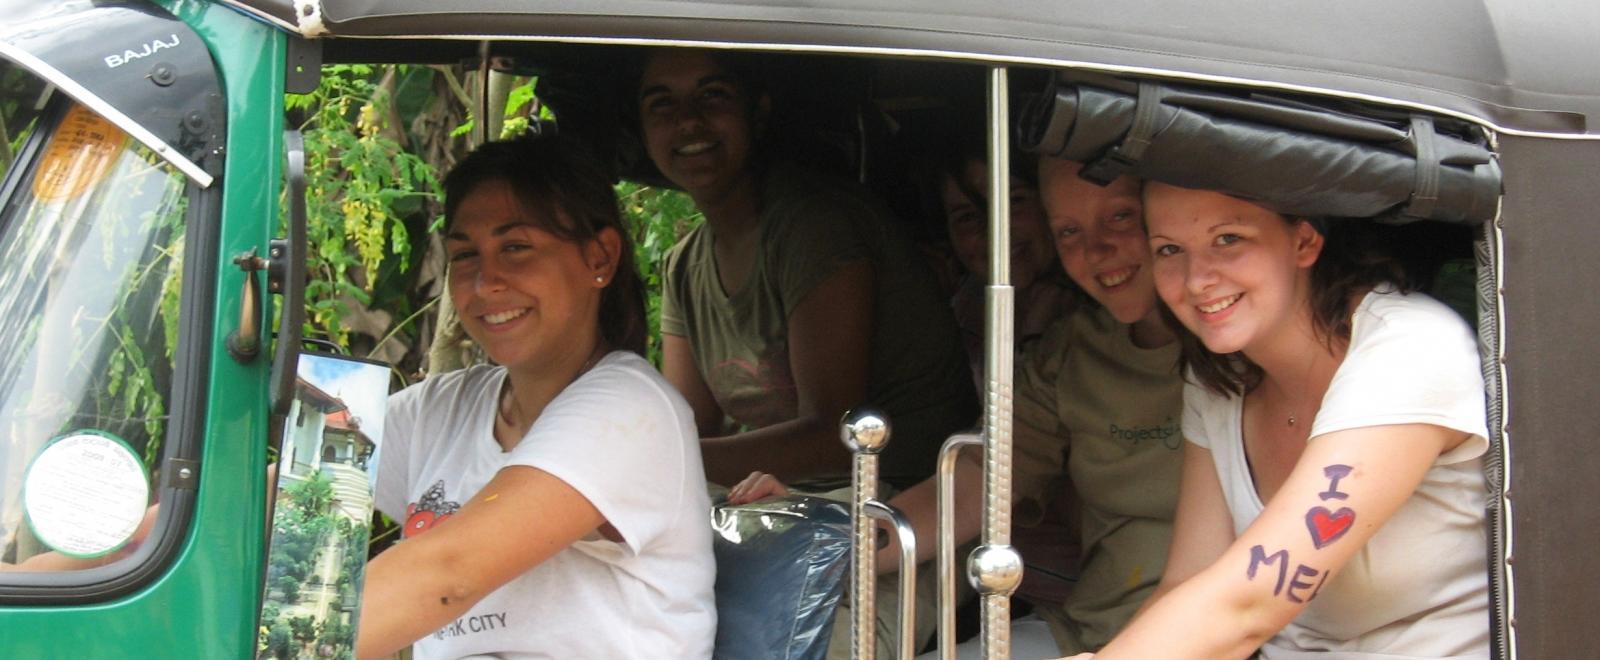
[840,408,891,454]
[966,544,1024,596]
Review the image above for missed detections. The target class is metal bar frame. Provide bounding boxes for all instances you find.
[972,65,1024,660]
[845,414,885,659]
[844,410,921,659]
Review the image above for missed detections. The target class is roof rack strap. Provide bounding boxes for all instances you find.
[1080,81,1164,186]
[1405,115,1440,220]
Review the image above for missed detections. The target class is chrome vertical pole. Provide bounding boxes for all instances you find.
[844,410,890,660]
[975,65,1024,660]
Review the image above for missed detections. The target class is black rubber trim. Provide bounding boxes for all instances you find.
[0,95,61,234]
[269,130,307,419]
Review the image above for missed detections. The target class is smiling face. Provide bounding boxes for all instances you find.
[1144,182,1324,356]
[940,160,1056,289]
[445,180,610,372]
[638,50,767,206]
[1037,157,1155,324]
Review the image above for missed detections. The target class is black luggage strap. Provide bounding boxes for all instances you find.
[1404,115,1440,220]
[1081,81,1165,186]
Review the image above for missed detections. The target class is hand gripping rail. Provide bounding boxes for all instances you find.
[843,410,918,660]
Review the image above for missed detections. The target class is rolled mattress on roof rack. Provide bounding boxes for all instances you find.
[1018,74,1502,225]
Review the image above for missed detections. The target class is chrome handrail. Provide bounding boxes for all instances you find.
[865,500,918,660]
[935,433,982,660]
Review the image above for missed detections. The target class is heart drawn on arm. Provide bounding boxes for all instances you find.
[1306,507,1355,549]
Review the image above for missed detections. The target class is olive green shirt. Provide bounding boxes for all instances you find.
[660,163,976,487]
[1011,305,1184,654]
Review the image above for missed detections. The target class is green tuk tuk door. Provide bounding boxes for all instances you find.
[1,1,290,656]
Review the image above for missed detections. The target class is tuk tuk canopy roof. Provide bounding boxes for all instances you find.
[223,0,1600,137]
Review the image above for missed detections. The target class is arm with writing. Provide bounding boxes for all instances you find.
[1085,423,1468,660]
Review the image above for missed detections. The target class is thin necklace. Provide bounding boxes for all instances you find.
[498,345,609,429]
[1258,384,1302,428]
[1282,347,1323,428]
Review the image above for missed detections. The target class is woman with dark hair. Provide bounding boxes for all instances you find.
[1074,183,1488,658]
[929,138,1077,388]
[638,48,977,491]
[357,134,716,659]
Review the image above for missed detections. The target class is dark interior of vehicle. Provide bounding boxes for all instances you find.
[456,43,1487,317]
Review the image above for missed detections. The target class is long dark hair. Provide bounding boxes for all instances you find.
[1171,216,1421,397]
[443,133,649,356]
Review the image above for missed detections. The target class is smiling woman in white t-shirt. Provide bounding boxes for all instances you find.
[358,134,716,659]
[1071,183,1489,660]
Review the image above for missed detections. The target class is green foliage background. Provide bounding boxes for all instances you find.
[290,64,700,381]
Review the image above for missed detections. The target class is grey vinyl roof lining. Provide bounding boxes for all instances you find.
[221,0,1600,137]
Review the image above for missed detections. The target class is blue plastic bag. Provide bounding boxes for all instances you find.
[711,495,852,660]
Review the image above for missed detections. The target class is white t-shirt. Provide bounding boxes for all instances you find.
[1184,289,1490,659]
[374,352,717,659]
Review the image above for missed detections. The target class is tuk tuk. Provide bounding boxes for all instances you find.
[2,0,1596,657]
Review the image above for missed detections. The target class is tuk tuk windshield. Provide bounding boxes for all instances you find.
[0,72,188,571]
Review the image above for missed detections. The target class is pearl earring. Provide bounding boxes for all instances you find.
[595,276,605,283]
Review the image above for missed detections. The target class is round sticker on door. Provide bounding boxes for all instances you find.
[23,431,150,558]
